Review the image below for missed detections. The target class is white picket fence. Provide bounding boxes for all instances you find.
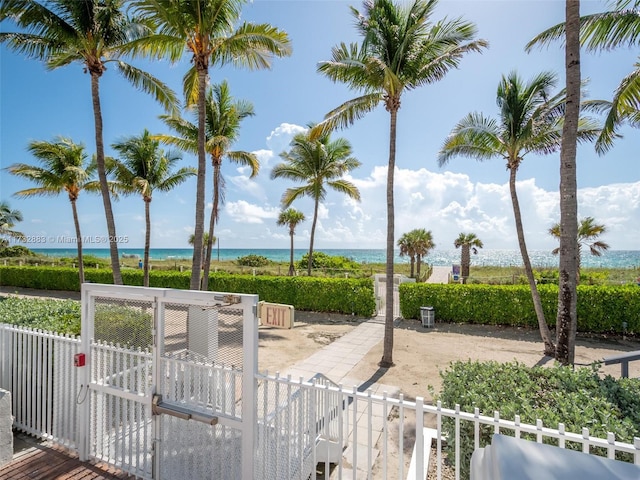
[2,322,640,479]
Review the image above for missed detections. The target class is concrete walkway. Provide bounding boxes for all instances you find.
[280,316,399,479]
[427,265,450,284]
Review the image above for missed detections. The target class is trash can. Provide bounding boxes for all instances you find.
[420,306,435,328]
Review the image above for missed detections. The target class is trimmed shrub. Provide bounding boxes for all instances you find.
[399,283,640,334]
[437,361,640,480]
[0,266,376,317]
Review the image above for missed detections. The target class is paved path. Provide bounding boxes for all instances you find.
[281,315,399,479]
[427,265,450,284]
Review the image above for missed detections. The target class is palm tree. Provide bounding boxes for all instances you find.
[109,130,195,287]
[526,0,640,154]
[157,82,257,289]
[454,233,483,283]
[438,71,601,356]
[271,130,361,276]
[0,201,26,243]
[131,0,291,290]
[397,232,418,278]
[7,137,100,283]
[0,0,178,285]
[313,0,487,367]
[188,232,215,277]
[277,208,306,276]
[412,228,435,280]
[549,217,610,279]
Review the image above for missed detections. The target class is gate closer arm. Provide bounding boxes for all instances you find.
[152,394,218,426]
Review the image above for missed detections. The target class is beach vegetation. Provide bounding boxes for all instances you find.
[0,246,33,258]
[296,251,361,275]
[438,71,601,359]
[236,254,271,267]
[0,0,179,285]
[158,81,258,290]
[109,129,195,287]
[131,0,291,291]
[314,0,488,367]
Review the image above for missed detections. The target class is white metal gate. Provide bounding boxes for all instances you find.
[78,284,258,480]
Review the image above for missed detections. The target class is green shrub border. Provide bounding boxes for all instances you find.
[0,266,376,317]
[400,283,640,334]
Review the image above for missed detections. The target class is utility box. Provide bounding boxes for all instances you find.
[420,306,435,328]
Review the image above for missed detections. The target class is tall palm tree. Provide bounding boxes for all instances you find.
[277,208,306,276]
[0,0,178,285]
[109,130,195,287]
[313,0,487,367]
[549,217,610,279]
[271,131,361,276]
[7,137,101,283]
[397,231,418,278]
[526,0,640,154]
[412,228,435,280]
[157,82,257,289]
[0,201,26,243]
[454,232,483,283]
[438,71,601,356]
[131,0,291,290]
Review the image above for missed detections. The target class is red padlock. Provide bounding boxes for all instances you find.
[74,353,86,367]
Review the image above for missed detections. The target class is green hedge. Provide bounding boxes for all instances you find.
[437,361,640,480]
[399,283,640,334]
[0,296,81,335]
[0,266,376,317]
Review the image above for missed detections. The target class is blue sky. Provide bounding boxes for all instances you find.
[1,0,639,252]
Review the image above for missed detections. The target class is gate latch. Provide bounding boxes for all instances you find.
[152,394,218,426]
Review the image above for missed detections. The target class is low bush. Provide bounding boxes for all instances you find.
[399,283,640,334]
[94,303,153,350]
[0,296,80,335]
[296,252,361,274]
[0,245,35,257]
[436,361,640,480]
[236,254,271,267]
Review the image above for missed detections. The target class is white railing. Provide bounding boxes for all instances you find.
[0,324,81,450]
[3,323,640,480]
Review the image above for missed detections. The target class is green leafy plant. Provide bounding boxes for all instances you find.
[436,361,640,480]
[0,296,80,335]
[236,254,271,267]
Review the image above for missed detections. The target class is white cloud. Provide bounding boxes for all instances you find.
[265,123,306,157]
[225,200,279,225]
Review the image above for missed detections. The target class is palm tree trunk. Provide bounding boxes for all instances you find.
[509,166,555,355]
[71,198,84,285]
[90,71,122,285]
[190,65,208,290]
[308,199,319,276]
[202,160,221,290]
[380,104,399,368]
[288,228,295,276]
[416,254,422,278]
[461,245,470,283]
[410,256,415,278]
[556,0,581,365]
[143,199,151,288]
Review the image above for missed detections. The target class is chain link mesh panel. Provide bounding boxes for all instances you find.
[93,297,154,350]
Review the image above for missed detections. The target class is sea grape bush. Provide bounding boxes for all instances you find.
[0,296,80,335]
[436,361,640,480]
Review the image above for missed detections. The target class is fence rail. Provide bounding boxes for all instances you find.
[3,323,640,480]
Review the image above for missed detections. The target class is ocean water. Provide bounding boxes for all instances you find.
[30,248,640,269]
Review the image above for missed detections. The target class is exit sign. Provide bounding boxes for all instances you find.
[258,301,294,329]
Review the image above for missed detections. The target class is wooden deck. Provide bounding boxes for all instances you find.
[1,434,135,480]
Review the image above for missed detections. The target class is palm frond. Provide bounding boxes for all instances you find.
[310,93,382,139]
[116,61,179,114]
[438,112,503,166]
